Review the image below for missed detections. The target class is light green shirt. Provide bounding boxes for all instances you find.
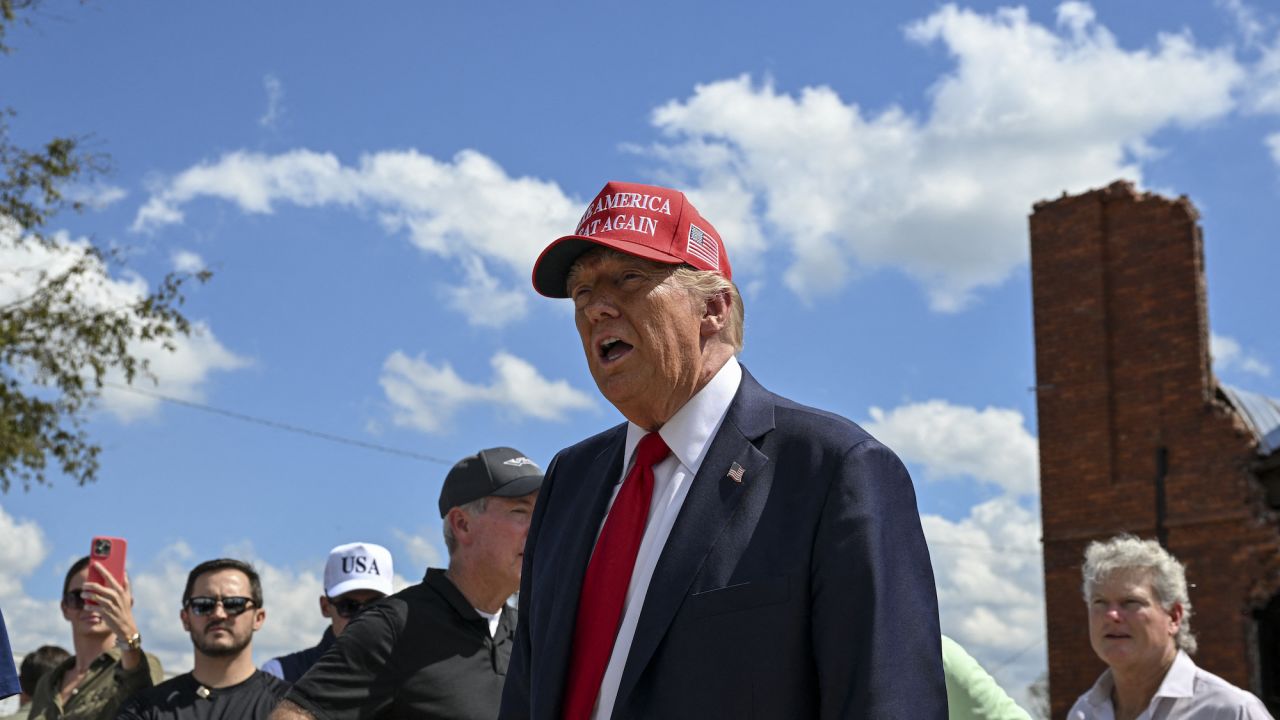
[26,648,162,720]
[942,635,1033,720]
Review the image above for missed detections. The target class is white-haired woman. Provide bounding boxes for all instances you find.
[1069,534,1272,719]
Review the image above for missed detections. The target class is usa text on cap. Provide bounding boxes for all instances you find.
[324,542,394,598]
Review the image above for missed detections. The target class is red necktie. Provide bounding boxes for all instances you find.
[562,432,671,720]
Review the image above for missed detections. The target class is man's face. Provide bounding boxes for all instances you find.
[1088,569,1181,673]
[181,569,264,659]
[320,589,385,637]
[464,492,538,597]
[569,251,709,429]
[61,568,110,638]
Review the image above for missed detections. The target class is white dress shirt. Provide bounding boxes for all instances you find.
[1068,650,1274,720]
[590,356,743,720]
[473,606,501,637]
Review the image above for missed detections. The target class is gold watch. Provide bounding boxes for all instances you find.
[118,632,142,652]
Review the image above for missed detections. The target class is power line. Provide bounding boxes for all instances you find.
[988,635,1046,673]
[105,382,1050,556]
[103,381,452,466]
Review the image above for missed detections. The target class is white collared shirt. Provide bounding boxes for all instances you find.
[1068,650,1274,720]
[590,356,743,720]
[473,606,501,637]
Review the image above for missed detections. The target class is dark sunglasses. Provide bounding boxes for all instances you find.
[185,596,254,617]
[62,589,88,609]
[328,596,375,619]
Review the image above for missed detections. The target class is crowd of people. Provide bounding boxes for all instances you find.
[2,181,1273,719]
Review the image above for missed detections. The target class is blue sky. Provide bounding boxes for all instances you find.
[2,0,1279,707]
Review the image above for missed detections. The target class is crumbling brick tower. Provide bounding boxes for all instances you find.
[1030,181,1280,717]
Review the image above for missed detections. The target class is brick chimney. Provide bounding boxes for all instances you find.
[1030,181,1278,717]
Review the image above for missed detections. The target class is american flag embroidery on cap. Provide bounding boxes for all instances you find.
[686,223,720,270]
[727,462,745,484]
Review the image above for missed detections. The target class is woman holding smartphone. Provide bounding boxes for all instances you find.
[26,547,164,720]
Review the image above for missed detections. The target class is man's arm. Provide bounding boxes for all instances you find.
[811,439,947,719]
[941,635,1032,720]
[277,603,400,720]
[270,699,315,720]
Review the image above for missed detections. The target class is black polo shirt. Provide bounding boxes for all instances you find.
[285,568,517,720]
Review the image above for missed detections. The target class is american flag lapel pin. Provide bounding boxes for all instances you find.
[727,462,745,484]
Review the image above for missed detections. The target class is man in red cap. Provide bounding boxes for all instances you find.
[502,182,946,719]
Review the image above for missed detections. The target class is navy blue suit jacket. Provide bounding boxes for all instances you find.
[500,368,946,719]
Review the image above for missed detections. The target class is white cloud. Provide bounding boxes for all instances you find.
[648,3,1244,311]
[259,74,284,129]
[1211,332,1273,377]
[128,149,579,272]
[865,400,1039,496]
[862,398,1046,706]
[0,503,50,597]
[99,322,252,422]
[379,350,595,434]
[1055,1,1095,36]
[171,250,205,273]
[1242,19,1280,115]
[925,494,1046,710]
[0,222,248,422]
[65,183,128,210]
[925,497,1043,646]
[393,528,446,570]
[0,503,65,657]
[130,148,580,326]
[1268,132,1280,167]
[926,491,1044,696]
[1218,0,1269,48]
[441,256,529,328]
[923,495,1045,698]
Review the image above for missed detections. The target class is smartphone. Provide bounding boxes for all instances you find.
[86,536,127,606]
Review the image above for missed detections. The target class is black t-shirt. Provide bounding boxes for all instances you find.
[116,670,289,720]
[285,568,517,720]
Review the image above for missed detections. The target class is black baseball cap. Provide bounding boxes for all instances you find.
[438,447,544,517]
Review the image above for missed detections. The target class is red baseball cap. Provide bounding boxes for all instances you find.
[531,181,732,298]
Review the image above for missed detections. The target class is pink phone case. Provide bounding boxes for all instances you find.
[86,536,127,605]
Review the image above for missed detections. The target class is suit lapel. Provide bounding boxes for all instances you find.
[613,368,776,708]
[539,427,626,713]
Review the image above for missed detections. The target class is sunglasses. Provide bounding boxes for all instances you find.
[185,596,255,617]
[62,589,88,610]
[327,596,376,619]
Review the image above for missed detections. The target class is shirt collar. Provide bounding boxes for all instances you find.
[424,567,482,622]
[1084,668,1116,709]
[1153,650,1196,699]
[424,567,512,627]
[1084,650,1196,710]
[622,356,742,477]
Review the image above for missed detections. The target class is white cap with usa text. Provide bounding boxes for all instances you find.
[324,542,394,598]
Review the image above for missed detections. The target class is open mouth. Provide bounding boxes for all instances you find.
[598,337,634,364]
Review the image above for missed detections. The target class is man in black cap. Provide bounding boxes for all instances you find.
[273,447,543,720]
